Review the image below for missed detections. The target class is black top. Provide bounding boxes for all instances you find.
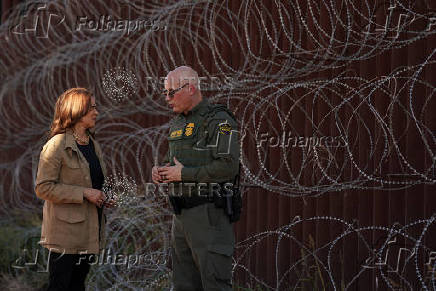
[76,139,105,231]
[76,139,104,190]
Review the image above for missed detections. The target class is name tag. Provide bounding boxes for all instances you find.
[170,129,183,138]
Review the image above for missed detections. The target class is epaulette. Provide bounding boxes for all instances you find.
[205,103,237,121]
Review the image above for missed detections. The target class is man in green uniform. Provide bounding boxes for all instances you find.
[152,66,239,290]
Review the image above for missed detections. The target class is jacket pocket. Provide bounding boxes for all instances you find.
[54,204,86,223]
[64,152,81,168]
[60,153,86,186]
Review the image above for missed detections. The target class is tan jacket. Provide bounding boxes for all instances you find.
[35,128,107,254]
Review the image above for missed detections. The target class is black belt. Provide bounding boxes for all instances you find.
[171,195,219,209]
[183,196,213,208]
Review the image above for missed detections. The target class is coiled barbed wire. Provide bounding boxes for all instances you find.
[1,0,435,289]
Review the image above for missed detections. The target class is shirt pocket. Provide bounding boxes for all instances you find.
[167,128,186,161]
[183,126,211,166]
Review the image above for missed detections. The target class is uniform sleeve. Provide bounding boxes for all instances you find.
[162,149,170,165]
[35,140,85,204]
[181,112,240,183]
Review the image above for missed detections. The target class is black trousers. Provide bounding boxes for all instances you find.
[46,252,92,291]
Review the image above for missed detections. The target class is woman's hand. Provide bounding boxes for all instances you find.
[83,188,106,208]
[104,198,117,208]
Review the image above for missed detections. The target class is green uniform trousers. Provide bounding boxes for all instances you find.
[171,203,235,291]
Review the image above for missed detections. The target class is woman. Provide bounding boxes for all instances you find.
[35,88,115,290]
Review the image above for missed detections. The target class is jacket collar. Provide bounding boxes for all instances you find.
[65,128,78,151]
[65,128,96,150]
[183,98,209,117]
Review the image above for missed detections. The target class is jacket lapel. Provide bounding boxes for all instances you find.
[64,128,107,180]
[65,128,91,179]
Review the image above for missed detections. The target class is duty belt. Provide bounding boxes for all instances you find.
[169,195,227,212]
[179,196,213,208]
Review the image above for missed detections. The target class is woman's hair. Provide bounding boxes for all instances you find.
[48,88,93,139]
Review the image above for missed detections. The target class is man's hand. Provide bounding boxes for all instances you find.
[158,157,184,183]
[152,163,170,184]
[152,165,162,184]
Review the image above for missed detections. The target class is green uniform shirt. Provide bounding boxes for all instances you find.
[164,99,239,196]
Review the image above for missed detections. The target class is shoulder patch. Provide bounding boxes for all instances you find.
[218,123,232,135]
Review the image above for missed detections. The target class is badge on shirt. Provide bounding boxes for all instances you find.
[185,123,195,136]
[218,123,232,135]
[170,129,183,138]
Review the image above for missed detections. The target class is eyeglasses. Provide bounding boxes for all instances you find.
[162,83,189,98]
